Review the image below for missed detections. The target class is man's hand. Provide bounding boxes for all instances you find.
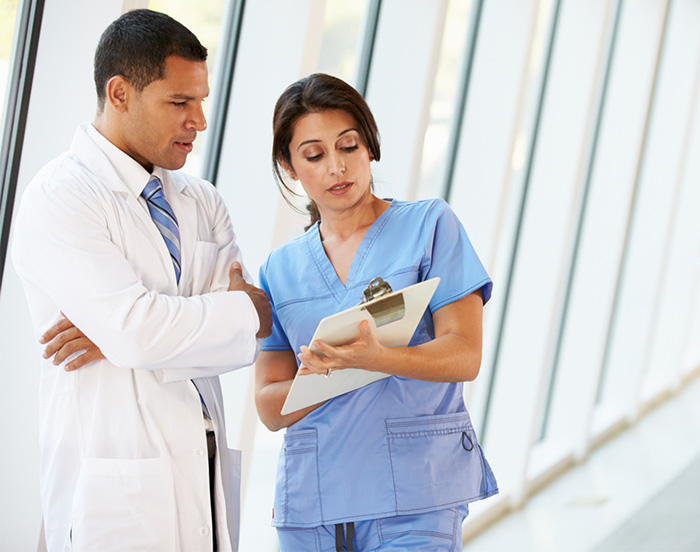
[228,262,272,338]
[40,315,105,371]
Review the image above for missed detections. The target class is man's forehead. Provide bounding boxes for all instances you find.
[150,57,209,95]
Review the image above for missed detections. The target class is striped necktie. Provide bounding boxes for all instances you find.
[141,176,181,284]
[142,178,210,426]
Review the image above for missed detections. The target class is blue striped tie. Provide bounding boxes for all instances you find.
[141,176,181,284]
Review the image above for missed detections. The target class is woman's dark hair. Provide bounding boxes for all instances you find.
[94,9,207,111]
[272,73,381,230]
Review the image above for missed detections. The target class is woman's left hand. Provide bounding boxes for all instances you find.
[297,320,384,376]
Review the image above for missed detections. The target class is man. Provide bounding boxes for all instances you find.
[12,9,271,552]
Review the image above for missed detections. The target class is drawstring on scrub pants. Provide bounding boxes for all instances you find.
[334,522,355,551]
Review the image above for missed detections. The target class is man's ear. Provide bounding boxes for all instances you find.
[104,75,131,113]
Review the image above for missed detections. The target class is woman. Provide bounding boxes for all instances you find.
[256,73,497,551]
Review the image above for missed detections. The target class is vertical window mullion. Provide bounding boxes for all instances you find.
[480,0,563,445]
[202,0,246,186]
[0,0,45,291]
[354,0,382,97]
[443,0,483,202]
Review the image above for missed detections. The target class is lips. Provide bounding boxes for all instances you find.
[174,139,195,154]
[328,182,353,195]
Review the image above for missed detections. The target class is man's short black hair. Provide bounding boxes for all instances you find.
[94,9,207,111]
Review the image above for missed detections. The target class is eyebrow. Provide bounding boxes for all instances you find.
[297,128,359,150]
[168,92,210,100]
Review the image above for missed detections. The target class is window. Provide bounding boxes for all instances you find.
[0,0,19,128]
[317,0,369,83]
[148,0,228,177]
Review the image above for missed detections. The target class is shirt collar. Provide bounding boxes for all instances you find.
[86,123,166,197]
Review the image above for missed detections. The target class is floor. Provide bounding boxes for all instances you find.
[464,375,700,551]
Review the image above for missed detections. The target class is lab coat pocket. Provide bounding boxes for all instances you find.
[275,429,322,524]
[71,456,177,551]
[386,411,497,512]
[189,241,218,295]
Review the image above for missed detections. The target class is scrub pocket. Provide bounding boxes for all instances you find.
[377,507,467,551]
[275,429,322,524]
[386,411,496,512]
[71,456,177,551]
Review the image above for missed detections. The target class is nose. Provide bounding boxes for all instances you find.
[187,103,207,132]
[328,152,346,176]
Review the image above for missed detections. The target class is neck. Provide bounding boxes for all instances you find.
[318,194,389,242]
[93,112,154,172]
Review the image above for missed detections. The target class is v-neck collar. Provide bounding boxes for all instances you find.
[306,199,396,302]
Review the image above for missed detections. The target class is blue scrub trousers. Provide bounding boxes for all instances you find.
[276,505,469,551]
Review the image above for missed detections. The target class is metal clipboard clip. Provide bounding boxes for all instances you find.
[360,277,405,327]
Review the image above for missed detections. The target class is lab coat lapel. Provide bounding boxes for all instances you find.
[125,191,182,294]
[71,125,182,294]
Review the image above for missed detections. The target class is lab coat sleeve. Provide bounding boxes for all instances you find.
[12,168,259,378]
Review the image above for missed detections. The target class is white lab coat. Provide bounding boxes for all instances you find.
[12,123,260,552]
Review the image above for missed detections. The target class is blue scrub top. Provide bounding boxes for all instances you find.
[260,199,498,528]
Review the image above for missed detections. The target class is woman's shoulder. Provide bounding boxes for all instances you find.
[390,197,451,215]
[387,198,455,228]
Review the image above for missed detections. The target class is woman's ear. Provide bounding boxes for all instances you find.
[280,159,297,180]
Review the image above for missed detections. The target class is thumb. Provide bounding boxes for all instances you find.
[360,319,372,337]
[229,261,243,280]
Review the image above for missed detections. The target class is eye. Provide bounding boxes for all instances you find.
[306,153,323,162]
[340,144,359,153]
[172,101,187,107]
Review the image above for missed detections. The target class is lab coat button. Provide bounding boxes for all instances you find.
[200,525,210,536]
[195,448,205,457]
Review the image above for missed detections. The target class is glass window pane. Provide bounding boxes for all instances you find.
[0,0,20,148]
[147,0,227,177]
[317,0,369,84]
[416,0,473,200]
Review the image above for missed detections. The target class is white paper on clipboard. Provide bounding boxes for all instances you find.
[280,277,440,415]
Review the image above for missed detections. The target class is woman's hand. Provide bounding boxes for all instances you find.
[300,290,484,383]
[297,320,384,376]
[40,315,105,371]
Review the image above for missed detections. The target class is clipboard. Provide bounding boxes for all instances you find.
[280,277,440,415]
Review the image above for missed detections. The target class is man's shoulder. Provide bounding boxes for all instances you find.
[25,149,97,197]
